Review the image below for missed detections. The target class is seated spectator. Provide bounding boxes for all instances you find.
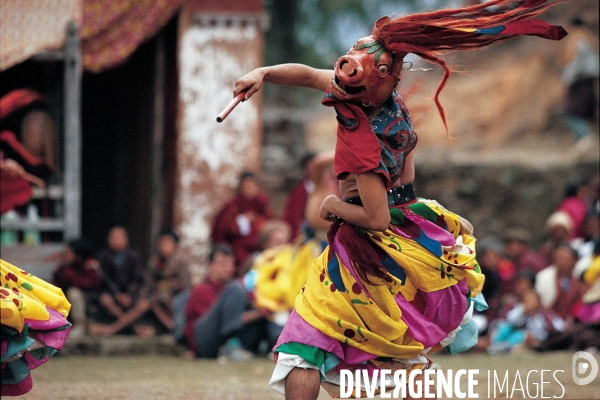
[144,228,191,337]
[242,220,301,320]
[572,211,600,258]
[52,238,102,337]
[280,151,338,240]
[238,219,293,276]
[535,243,587,321]
[184,244,274,360]
[301,151,340,236]
[537,211,573,267]
[573,214,600,278]
[281,152,317,240]
[487,289,565,354]
[259,220,292,251]
[476,269,537,351]
[558,174,596,240]
[210,171,275,273]
[89,226,151,336]
[502,227,547,273]
[479,237,514,297]
[472,237,513,332]
[535,239,600,352]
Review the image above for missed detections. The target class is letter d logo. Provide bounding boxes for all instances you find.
[572,351,598,385]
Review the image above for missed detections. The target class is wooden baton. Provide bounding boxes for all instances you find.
[216,92,246,123]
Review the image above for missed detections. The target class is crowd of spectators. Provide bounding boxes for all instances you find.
[474,173,600,355]
[45,167,599,362]
[48,169,302,361]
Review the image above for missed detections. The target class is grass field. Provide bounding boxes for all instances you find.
[19,351,599,399]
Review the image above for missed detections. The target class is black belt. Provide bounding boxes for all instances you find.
[344,183,417,207]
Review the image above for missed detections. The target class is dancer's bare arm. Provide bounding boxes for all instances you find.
[320,172,390,231]
[234,64,333,100]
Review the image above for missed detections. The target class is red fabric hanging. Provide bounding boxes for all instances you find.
[81,0,183,72]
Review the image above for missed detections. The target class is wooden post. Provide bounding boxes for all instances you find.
[150,34,166,250]
[63,21,82,240]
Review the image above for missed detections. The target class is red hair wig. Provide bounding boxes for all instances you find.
[371,0,567,130]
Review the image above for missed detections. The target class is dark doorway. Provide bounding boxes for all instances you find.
[81,17,178,263]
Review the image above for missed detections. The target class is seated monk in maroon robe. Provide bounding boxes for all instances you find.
[211,171,275,273]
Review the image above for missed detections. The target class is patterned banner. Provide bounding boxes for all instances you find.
[81,0,182,72]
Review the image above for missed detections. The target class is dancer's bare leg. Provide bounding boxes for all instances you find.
[285,368,320,400]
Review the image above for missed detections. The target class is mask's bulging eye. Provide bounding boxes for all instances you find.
[378,65,389,75]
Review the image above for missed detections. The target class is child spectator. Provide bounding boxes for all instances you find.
[487,289,565,354]
[144,228,191,336]
[52,238,102,337]
[477,269,537,351]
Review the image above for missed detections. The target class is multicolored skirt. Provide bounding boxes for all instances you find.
[270,199,486,395]
[1,259,71,396]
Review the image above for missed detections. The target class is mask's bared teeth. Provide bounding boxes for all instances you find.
[332,76,348,96]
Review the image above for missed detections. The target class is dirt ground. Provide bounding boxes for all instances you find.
[19,351,599,399]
